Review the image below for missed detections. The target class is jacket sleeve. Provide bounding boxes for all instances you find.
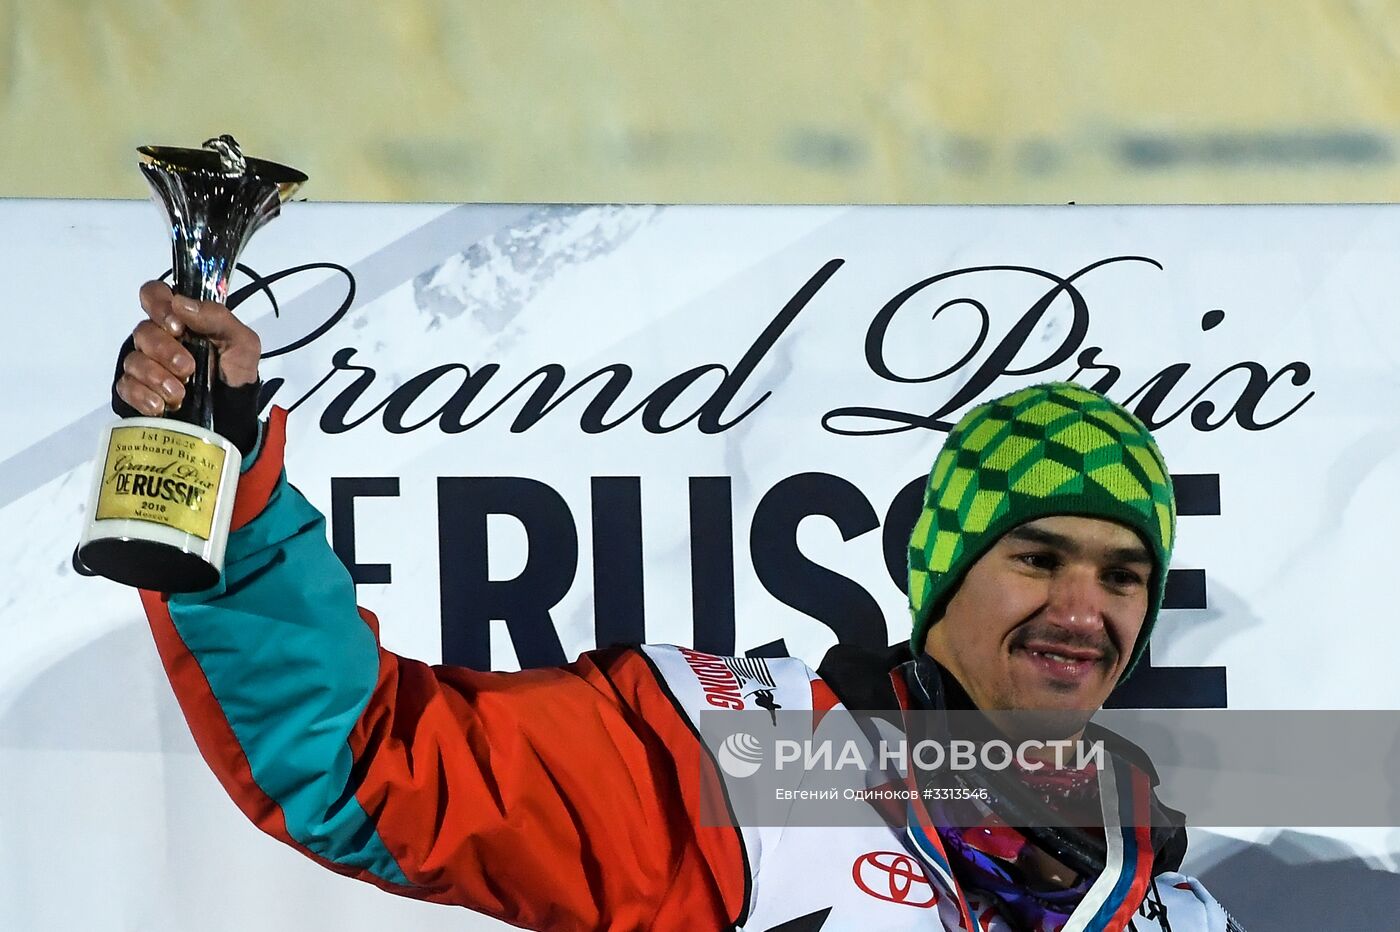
[139,408,749,931]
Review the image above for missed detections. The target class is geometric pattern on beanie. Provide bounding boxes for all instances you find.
[907,382,1177,678]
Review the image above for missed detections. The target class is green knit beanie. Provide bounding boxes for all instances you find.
[907,382,1176,678]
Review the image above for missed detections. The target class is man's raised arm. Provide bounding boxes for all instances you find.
[117,283,749,931]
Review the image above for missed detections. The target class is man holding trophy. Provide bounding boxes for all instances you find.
[95,140,1243,931]
[79,137,303,593]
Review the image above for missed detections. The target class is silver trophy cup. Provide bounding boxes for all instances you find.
[77,136,306,592]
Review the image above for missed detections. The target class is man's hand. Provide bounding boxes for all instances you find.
[115,280,261,417]
[114,280,264,457]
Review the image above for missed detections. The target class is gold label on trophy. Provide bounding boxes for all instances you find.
[95,426,226,539]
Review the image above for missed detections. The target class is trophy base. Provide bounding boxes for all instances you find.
[76,536,220,593]
[78,417,241,593]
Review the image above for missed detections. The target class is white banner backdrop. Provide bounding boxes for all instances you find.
[1,201,1397,929]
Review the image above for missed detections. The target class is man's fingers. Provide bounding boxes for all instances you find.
[137,280,249,342]
[116,373,168,417]
[134,279,261,387]
[131,320,195,378]
[138,280,185,337]
[168,296,262,387]
[167,294,250,342]
[138,279,173,312]
[122,350,186,409]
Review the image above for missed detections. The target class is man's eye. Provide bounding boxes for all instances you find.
[1104,569,1145,588]
[1018,552,1058,570]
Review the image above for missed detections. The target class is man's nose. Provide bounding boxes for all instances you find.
[1043,565,1107,634]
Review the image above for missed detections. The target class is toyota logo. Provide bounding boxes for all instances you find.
[851,851,939,908]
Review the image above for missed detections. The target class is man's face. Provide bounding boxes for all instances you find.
[923,515,1152,715]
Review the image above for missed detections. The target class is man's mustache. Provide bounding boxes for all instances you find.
[1009,621,1119,664]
